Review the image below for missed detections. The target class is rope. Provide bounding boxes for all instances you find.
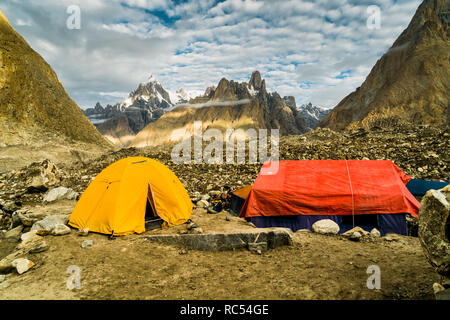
[345,160,355,227]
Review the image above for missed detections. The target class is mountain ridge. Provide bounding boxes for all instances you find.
[0,9,108,147]
[131,71,308,148]
[319,0,449,130]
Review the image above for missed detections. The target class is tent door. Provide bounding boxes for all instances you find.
[145,184,163,230]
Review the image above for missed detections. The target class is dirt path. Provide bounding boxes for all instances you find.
[0,229,438,300]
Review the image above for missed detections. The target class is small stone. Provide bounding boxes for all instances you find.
[78,228,89,236]
[81,240,93,248]
[11,258,34,275]
[349,231,362,241]
[433,282,445,295]
[187,222,198,230]
[370,228,381,237]
[51,224,71,236]
[248,242,268,254]
[0,275,6,283]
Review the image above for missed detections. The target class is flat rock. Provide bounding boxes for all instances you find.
[343,227,369,237]
[16,236,49,253]
[31,214,70,233]
[143,228,293,251]
[4,225,23,240]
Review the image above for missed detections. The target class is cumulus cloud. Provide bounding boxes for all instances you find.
[0,0,421,109]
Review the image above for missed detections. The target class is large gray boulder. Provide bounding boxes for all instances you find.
[418,185,450,282]
[43,187,78,203]
[31,214,70,233]
[312,219,340,235]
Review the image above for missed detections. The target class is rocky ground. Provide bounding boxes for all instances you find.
[0,125,448,299]
[0,216,440,300]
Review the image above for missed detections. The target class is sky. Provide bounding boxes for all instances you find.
[1,0,421,109]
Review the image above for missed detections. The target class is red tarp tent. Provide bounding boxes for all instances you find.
[240,160,419,219]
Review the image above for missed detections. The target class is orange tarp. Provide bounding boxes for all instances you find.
[240,160,419,218]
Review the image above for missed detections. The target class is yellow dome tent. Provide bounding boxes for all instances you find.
[68,157,192,236]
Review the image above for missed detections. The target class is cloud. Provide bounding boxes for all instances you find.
[0,0,422,109]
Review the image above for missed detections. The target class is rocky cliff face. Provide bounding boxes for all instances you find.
[0,9,107,147]
[319,0,449,130]
[131,71,308,148]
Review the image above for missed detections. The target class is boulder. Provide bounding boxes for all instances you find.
[312,219,340,235]
[43,187,78,203]
[25,159,61,193]
[31,214,70,233]
[418,185,450,280]
[11,258,34,275]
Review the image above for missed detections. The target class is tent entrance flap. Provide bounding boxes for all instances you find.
[145,184,163,230]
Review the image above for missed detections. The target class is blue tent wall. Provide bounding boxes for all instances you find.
[247,213,407,236]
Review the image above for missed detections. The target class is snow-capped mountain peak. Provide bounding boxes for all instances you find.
[297,103,330,130]
[169,88,203,105]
